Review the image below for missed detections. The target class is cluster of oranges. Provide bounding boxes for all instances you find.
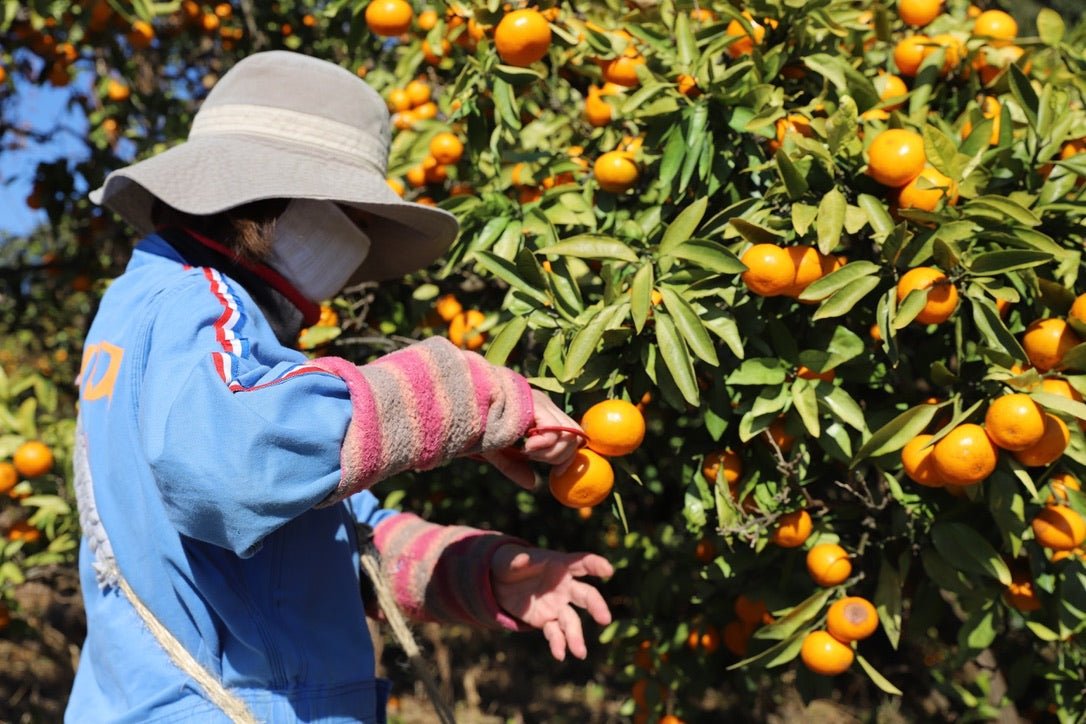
[739,243,846,299]
[548,399,646,509]
[1,441,54,545]
[430,293,488,352]
[800,596,880,676]
[866,128,958,213]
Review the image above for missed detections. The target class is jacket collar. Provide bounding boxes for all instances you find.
[155,226,322,346]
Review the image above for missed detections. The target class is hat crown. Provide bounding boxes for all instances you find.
[192,51,390,172]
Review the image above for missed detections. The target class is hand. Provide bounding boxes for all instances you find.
[490,544,614,661]
[482,389,583,490]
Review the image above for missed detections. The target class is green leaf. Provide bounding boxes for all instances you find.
[792,203,818,236]
[812,275,882,321]
[930,522,1012,585]
[792,378,820,437]
[801,261,881,301]
[678,102,710,194]
[852,404,938,464]
[775,148,810,200]
[562,304,624,381]
[659,288,718,365]
[967,250,1052,275]
[730,217,781,246]
[874,558,903,649]
[1031,391,1086,422]
[629,264,655,334]
[821,387,868,432]
[491,76,521,131]
[658,197,708,256]
[485,317,527,366]
[726,358,788,386]
[858,194,895,238]
[958,604,998,653]
[1007,63,1039,131]
[662,239,746,274]
[816,188,846,255]
[971,298,1027,361]
[1036,8,1065,46]
[857,654,904,696]
[474,252,550,305]
[654,312,700,406]
[539,235,640,262]
[754,588,835,641]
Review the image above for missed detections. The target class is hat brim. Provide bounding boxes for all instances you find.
[90,135,460,282]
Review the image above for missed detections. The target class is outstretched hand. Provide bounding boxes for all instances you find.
[483,389,584,489]
[490,544,614,661]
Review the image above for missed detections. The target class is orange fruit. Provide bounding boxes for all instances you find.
[404,163,427,188]
[386,177,405,197]
[806,543,852,586]
[895,167,959,211]
[893,35,930,77]
[766,418,796,453]
[782,245,824,298]
[585,87,614,127]
[603,53,645,88]
[767,114,814,154]
[898,0,942,27]
[1040,377,1083,404]
[867,128,926,187]
[416,8,438,31]
[686,623,721,654]
[677,73,700,97]
[129,19,155,48]
[827,596,879,642]
[404,78,431,107]
[13,441,53,478]
[1047,472,1081,504]
[796,366,835,383]
[447,309,487,350]
[973,9,1017,46]
[931,423,998,486]
[694,536,716,563]
[365,0,414,37]
[549,449,614,507]
[800,630,854,675]
[494,8,552,66]
[593,151,639,193]
[1023,318,1081,372]
[702,449,742,486]
[433,293,463,323]
[421,37,451,64]
[1003,568,1042,612]
[106,78,130,102]
[581,399,646,457]
[984,393,1046,451]
[961,96,1002,147]
[734,595,771,626]
[740,243,794,297]
[896,267,958,325]
[1069,292,1086,325]
[929,33,965,75]
[387,88,412,112]
[1031,505,1086,551]
[875,72,908,110]
[725,12,774,58]
[7,521,41,543]
[1012,414,1070,468]
[721,620,753,656]
[428,132,464,165]
[901,433,944,487]
[0,462,17,495]
[771,510,812,548]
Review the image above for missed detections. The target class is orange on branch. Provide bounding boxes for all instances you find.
[867,128,927,187]
[428,132,464,165]
[898,0,943,27]
[494,8,552,66]
[807,543,852,586]
[931,423,997,486]
[1022,318,1080,372]
[702,449,742,486]
[740,244,793,297]
[1047,473,1081,504]
[800,631,854,675]
[593,151,639,193]
[973,9,1017,46]
[581,399,645,457]
[896,267,958,325]
[549,449,614,508]
[448,309,487,350]
[771,510,812,548]
[1031,505,1086,551]
[13,441,54,478]
[1012,414,1070,468]
[365,0,414,37]
[826,596,879,642]
[895,167,959,211]
[984,393,1046,451]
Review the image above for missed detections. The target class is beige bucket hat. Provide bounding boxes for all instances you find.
[90,50,459,281]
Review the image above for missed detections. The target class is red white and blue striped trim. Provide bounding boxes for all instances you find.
[198,266,326,392]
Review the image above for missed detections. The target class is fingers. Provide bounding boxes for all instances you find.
[559,605,587,660]
[565,552,616,580]
[542,620,566,661]
[570,581,613,626]
[482,450,538,490]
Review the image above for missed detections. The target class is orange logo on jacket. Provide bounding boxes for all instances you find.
[79,341,125,405]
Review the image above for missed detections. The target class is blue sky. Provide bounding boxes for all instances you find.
[0,56,92,238]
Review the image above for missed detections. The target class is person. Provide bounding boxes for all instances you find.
[67,50,613,723]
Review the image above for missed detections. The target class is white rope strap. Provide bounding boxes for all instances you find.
[73,418,259,724]
[357,526,457,724]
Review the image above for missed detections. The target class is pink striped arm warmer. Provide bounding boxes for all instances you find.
[373,512,529,630]
[310,336,535,506]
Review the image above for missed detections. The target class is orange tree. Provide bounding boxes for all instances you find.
[3,0,1086,721]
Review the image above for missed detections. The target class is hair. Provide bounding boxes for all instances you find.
[150,198,289,263]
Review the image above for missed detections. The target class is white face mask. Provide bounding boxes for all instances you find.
[267,198,372,303]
